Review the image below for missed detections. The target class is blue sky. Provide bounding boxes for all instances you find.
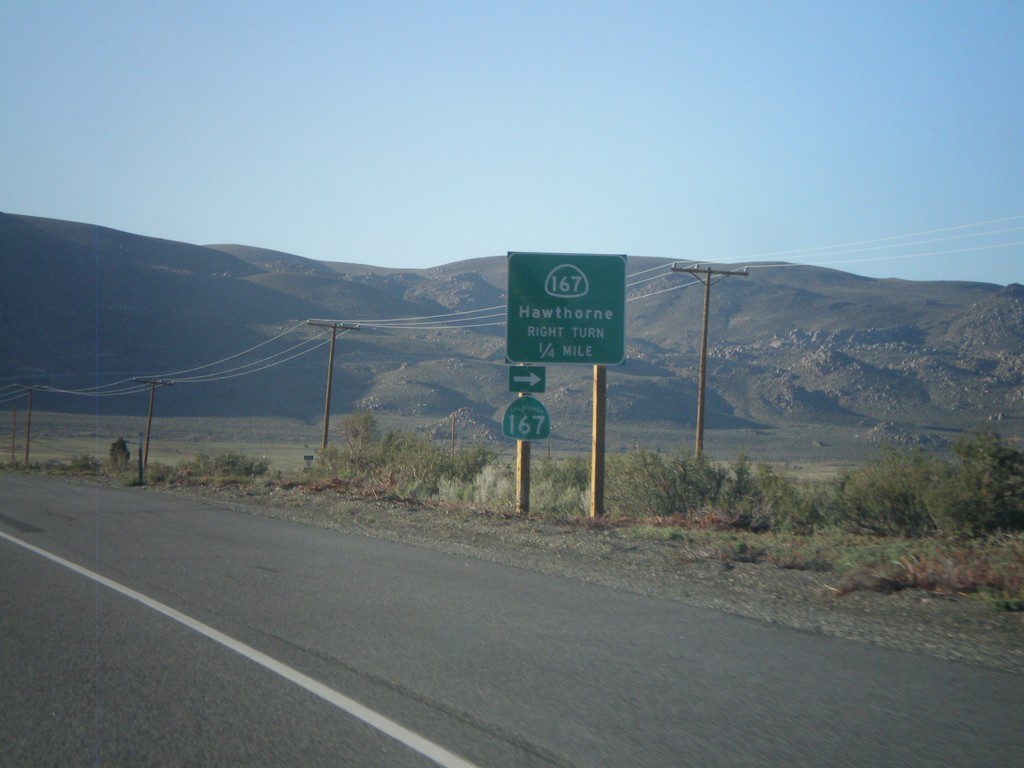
[2,1,1022,284]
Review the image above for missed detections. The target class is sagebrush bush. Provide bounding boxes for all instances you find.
[320,411,497,499]
[835,446,939,537]
[605,449,730,518]
[831,433,1024,538]
[742,463,831,532]
[181,451,269,479]
[437,476,475,502]
[529,456,589,517]
[472,463,514,512]
[930,431,1024,536]
[70,454,101,475]
[109,438,131,472]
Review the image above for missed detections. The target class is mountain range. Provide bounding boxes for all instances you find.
[2,212,1022,463]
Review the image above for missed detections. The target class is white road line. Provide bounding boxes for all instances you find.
[0,530,481,768]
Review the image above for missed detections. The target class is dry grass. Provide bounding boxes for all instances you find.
[833,537,1024,608]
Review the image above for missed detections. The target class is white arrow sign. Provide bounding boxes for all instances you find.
[513,371,541,387]
[508,365,546,393]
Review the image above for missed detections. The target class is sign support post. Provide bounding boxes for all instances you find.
[505,252,626,518]
[590,365,607,518]
[515,402,531,516]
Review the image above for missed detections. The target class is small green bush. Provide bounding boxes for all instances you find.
[472,462,515,512]
[529,456,589,518]
[437,476,475,503]
[930,431,1024,536]
[70,454,101,475]
[743,463,831,532]
[181,451,268,480]
[834,446,939,537]
[109,438,131,472]
[829,433,1024,538]
[145,462,175,483]
[320,411,498,500]
[605,448,730,518]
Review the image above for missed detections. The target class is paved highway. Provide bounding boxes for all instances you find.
[2,473,1021,766]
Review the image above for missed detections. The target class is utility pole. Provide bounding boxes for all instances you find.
[307,320,360,451]
[671,264,748,458]
[10,403,16,468]
[133,378,174,468]
[13,385,46,466]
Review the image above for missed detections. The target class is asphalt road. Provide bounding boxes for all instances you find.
[1,473,1021,767]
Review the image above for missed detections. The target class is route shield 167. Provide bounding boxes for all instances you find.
[501,396,551,441]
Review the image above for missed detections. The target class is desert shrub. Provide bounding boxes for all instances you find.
[472,462,515,512]
[742,463,832,532]
[530,456,590,517]
[69,454,101,475]
[833,433,1024,538]
[145,462,175,483]
[182,451,268,480]
[722,453,757,509]
[605,448,728,518]
[447,443,498,484]
[315,445,344,476]
[930,431,1024,536]
[109,438,131,471]
[437,476,475,502]
[376,430,442,496]
[323,411,499,499]
[530,480,588,517]
[535,455,590,490]
[834,446,939,536]
[338,410,384,477]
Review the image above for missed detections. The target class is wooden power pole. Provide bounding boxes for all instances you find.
[10,403,16,468]
[307,320,360,451]
[133,378,174,468]
[13,385,46,466]
[671,264,748,457]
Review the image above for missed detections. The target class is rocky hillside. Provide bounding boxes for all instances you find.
[2,212,1021,461]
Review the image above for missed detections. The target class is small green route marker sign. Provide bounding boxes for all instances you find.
[502,396,551,441]
[508,365,546,393]
[506,252,627,365]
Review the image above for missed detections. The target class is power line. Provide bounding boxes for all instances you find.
[171,333,330,383]
[733,213,1024,262]
[350,305,505,325]
[744,239,1024,273]
[137,319,313,380]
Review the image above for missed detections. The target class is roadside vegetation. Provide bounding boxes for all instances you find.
[11,412,1024,611]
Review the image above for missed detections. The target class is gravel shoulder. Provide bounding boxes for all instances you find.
[135,481,1024,676]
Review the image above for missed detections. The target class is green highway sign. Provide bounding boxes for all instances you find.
[506,252,626,365]
[508,365,546,393]
[502,396,551,441]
